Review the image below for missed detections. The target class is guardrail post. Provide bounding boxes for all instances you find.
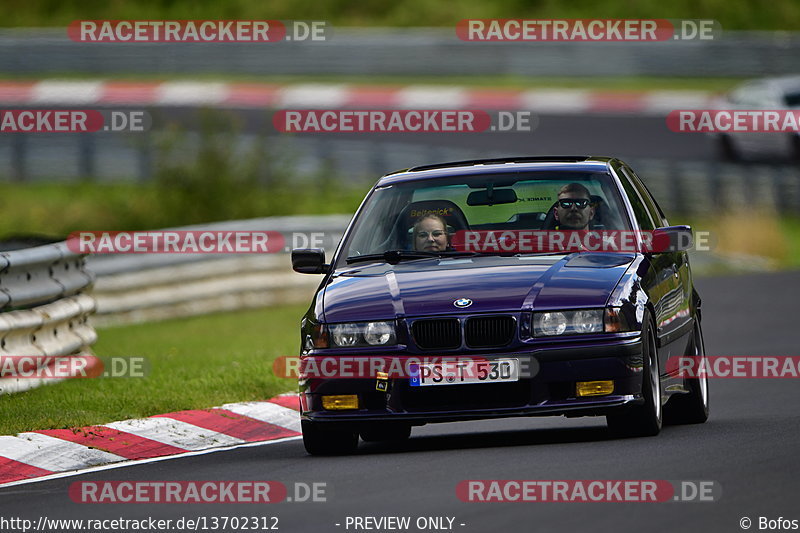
[78,133,96,179]
[315,138,337,174]
[11,133,27,182]
[708,161,723,212]
[369,141,387,175]
[138,135,153,182]
[668,160,686,215]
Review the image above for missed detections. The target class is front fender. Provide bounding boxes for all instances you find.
[607,255,649,333]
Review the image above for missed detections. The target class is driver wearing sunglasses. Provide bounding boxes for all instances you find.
[554,183,596,230]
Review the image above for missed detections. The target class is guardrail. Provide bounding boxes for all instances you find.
[86,215,351,326]
[0,216,349,393]
[1,28,798,77]
[2,129,798,215]
[0,242,97,395]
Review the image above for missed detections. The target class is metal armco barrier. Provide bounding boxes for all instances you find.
[1,129,798,215]
[0,242,93,310]
[86,215,351,326]
[0,243,97,395]
[1,29,798,78]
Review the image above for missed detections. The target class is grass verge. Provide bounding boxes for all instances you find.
[0,180,365,239]
[0,108,368,239]
[0,304,305,436]
[683,213,800,270]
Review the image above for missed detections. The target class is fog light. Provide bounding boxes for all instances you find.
[322,395,359,410]
[576,380,614,397]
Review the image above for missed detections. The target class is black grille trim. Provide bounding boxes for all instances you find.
[412,319,461,350]
[465,316,516,348]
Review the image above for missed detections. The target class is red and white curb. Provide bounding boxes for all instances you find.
[0,80,713,115]
[0,394,302,487]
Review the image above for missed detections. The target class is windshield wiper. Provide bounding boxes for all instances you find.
[346,250,445,265]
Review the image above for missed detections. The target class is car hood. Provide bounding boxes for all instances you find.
[322,253,635,322]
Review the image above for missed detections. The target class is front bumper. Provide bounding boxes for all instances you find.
[299,336,644,426]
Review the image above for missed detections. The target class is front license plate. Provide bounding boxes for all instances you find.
[409,358,520,387]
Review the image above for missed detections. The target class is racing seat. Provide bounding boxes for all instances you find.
[388,200,470,250]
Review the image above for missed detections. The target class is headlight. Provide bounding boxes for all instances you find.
[329,323,361,346]
[328,321,397,347]
[364,321,395,345]
[537,311,568,336]
[533,309,604,336]
[573,310,604,333]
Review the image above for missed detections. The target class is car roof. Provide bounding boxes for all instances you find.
[377,156,616,186]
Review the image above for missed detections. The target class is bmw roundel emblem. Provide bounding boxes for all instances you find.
[454,298,473,308]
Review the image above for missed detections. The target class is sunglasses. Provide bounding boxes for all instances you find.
[557,199,591,209]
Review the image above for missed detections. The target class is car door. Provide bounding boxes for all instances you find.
[624,165,693,335]
[616,165,688,380]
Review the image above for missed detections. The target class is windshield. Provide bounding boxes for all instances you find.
[335,171,631,268]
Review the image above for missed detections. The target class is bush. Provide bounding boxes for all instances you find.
[153,109,295,226]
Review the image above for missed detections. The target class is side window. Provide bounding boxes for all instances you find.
[622,167,667,227]
[617,169,656,231]
[642,184,668,227]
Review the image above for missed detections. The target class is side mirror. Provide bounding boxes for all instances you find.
[648,225,693,253]
[292,248,328,274]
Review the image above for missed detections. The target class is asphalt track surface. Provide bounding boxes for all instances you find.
[153,106,715,160]
[311,114,716,160]
[1,270,799,533]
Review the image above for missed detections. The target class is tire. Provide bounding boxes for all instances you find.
[718,134,740,162]
[301,420,359,456]
[360,423,412,443]
[607,313,662,438]
[664,320,710,425]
